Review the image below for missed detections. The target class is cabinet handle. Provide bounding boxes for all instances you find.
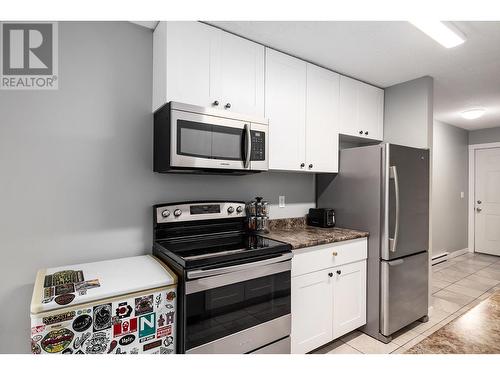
[300,163,305,168]
[336,270,342,275]
[332,251,338,256]
[328,272,333,277]
[212,100,219,106]
[308,164,313,169]
[225,103,231,109]
[365,131,369,136]
[359,130,363,135]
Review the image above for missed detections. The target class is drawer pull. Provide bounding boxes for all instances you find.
[332,251,338,256]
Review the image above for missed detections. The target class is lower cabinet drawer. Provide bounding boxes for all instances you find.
[292,238,367,277]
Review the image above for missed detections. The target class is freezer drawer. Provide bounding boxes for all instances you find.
[380,252,428,336]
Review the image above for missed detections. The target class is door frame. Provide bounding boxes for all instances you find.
[468,142,500,253]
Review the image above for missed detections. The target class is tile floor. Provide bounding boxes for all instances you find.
[312,252,500,354]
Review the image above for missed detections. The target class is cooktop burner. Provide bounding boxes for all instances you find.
[154,232,289,269]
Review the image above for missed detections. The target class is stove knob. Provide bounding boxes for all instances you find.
[173,209,182,217]
[161,210,170,218]
[227,206,235,214]
[236,205,243,213]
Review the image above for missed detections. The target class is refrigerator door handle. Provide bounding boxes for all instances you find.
[389,165,400,253]
[387,259,404,266]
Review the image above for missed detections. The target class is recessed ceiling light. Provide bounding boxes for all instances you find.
[461,108,486,120]
[410,21,466,48]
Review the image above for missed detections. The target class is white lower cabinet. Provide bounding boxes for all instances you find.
[291,270,334,354]
[332,261,367,339]
[291,238,367,354]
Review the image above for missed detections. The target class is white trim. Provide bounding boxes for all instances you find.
[448,248,469,259]
[431,248,468,266]
[428,305,434,317]
[468,142,500,254]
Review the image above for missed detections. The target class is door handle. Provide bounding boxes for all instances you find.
[243,124,251,169]
[476,207,482,213]
[389,165,400,253]
[387,259,404,266]
[187,253,293,279]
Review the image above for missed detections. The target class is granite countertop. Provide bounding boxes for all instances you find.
[263,217,369,250]
[406,290,500,354]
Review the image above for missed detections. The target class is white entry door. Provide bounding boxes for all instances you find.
[475,148,500,255]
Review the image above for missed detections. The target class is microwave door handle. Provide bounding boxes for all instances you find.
[389,165,400,253]
[243,123,251,169]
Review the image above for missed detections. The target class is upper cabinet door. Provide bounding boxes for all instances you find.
[218,32,265,117]
[305,64,339,173]
[155,22,220,111]
[339,76,359,137]
[339,75,384,141]
[265,48,306,171]
[358,83,384,140]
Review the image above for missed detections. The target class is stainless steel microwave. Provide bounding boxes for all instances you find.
[154,102,269,174]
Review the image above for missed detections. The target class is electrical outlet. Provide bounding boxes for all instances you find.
[279,195,285,208]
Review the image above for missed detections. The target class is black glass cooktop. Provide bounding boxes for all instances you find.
[154,233,291,269]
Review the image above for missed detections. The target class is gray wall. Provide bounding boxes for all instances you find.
[383,76,434,149]
[432,121,469,255]
[469,126,500,145]
[0,22,314,353]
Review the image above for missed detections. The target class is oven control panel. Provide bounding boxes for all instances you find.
[156,201,246,224]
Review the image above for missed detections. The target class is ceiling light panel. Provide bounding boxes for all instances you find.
[410,21,466,48]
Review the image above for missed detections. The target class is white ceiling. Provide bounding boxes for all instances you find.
[209,21,500,130]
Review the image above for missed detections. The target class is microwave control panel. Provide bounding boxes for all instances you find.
[250,130,266,161]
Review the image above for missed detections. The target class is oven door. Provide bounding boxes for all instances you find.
[170,109,251,171]
[184,253,292,354]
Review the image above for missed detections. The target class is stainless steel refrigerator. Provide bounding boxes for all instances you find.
[317,143,429,343]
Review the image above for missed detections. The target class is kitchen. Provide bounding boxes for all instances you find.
[2,2,500,371]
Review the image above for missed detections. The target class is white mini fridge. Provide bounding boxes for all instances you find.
[30,255,177,354]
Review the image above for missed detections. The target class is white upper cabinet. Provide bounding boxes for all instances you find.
[218,32,265,116]
[153,22,218,111]
[265,48,307,171]
[305,64,339,173]
[153,22,265,117]
[339,75,384,140]
[266,50,339,173]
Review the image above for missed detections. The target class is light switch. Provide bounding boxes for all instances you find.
[460,192,465,199]
[279,195,285,208]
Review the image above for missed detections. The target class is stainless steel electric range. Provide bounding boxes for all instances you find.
[152,201,292,354]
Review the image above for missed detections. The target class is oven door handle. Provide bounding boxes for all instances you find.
[187,253,293,280]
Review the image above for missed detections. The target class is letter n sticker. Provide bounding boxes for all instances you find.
[139,312,156,338]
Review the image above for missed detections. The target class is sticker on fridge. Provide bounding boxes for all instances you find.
[113,317,137,337]
[93,303,112,332]
[138,313,156,338]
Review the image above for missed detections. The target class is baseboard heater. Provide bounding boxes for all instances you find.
[431,252,449,266]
